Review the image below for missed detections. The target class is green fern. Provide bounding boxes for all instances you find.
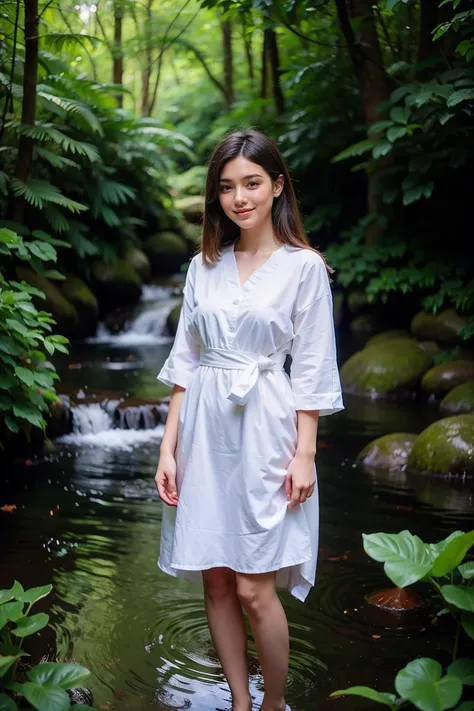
[34,146,80,170]
[11,178,88,213]
[6,120,101,162]
[0,71,23,99]
[42,33,101,52]
[100,180,136,205]
[37,90,104,135]
[43,206,71,234]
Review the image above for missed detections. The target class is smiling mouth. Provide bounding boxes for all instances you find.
[234,209,254,215]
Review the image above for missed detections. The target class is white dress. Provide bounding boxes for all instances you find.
[157,242,344,602]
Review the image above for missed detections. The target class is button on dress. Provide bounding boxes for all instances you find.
[157,242,344,602]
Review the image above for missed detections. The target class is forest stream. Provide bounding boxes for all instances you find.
[1,283,474,711]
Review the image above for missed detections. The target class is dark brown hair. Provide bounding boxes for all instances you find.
[199,128,332,275]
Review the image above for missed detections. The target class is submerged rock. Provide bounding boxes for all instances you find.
[175,196,205,224]
[167,303,182,336]
[407,414,474,476]
[61,275,98,337]
[340,339,432,397]
[357,433,418,470]
[365,330,412,347]
[417,341,442,358]
[91,259,141,310]
[367,587,424,611]
[123,246,151,282]
[15,267,79,337]
[440,382,474,415]
[421,360,474,395]
[411,309,469,343]
[144,231,188,275]
[349,313,378,334]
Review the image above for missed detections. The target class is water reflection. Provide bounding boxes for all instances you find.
[1,294,473,711]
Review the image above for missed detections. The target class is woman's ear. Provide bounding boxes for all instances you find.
[274,174,284,198]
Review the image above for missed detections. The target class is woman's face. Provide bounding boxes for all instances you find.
[218,156,283,229]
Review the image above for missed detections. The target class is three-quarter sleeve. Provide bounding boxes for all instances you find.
[157,257,201,389]
[289,254,344,416]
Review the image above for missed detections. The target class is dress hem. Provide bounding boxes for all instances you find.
[163,554,313,574]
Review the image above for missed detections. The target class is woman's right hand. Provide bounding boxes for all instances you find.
[155,452,178,506]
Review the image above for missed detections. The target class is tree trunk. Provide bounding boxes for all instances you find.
[335,0,392,242]
[261,29,270,99]
[141,0,153,116]
[267,28,284,115]
[242,16,254,85]
[222,19,234,111]
[113,5,124,107]
[12,0,39,224]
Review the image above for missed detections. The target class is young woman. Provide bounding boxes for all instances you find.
[155,129,344,711]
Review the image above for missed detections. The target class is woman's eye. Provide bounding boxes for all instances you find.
[248,181,258,188]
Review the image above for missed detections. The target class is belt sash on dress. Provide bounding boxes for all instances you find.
[199,347,286,406]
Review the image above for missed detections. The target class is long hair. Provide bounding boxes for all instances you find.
[200,129,333,276]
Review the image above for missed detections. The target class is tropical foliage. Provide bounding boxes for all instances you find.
[331,528,474,710]
[0,580,99,710]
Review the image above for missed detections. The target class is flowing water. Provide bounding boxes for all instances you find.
[1,283,473,711]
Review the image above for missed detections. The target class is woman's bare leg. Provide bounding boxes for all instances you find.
[202,568,252,711]
[236,572,288,711]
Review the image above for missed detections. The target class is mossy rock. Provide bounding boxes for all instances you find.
[365,330,412,348]
[143,231,189,275]
[357,432,418,471]
[417,341,442,358]
[167,303,182,336]
[60,275,98,338]
[347,289,369,315]
[123,246,151,282]
[440,382,474,415]
[407,414,474,476]
[350,313,378,334]
[341,339,432,397]
[421,360,474,395]
[411,309,469,344]
[90,259,142,310]
[15,267,79,338]
[175,196,205,224]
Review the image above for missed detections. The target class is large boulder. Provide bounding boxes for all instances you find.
[365,330,412,347]
[143,231,188,275]
[341,339,432,397]
[15,267,79,338]
[407,414,474,476]
[357,433,418,471]
[61,275,98,337]
[421,361,474,395]
[167,303,182,336]
[440,382,474,415]
[175,196,205,224]
[411,309,470,344]
[123,246,151,282]
[90,259,141,310]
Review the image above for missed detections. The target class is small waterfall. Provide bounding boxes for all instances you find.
[56,402,167,450]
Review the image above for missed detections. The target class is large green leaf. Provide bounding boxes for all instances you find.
[329,686,398,705]
[458,562,474,579]
[11,613,49,638]
[395,658,462,711]
[0,602,24,630]
[0,656,21,676]
[448,659,474,686]
[15,585,52,605]
[455,702,474,710]
[28,663,90,690]
[441,585,474,612]
[363,531,434,587]
[461,612,474,640]
[20,682,70,711]
[0,692,18,710]
[429,531,474,577]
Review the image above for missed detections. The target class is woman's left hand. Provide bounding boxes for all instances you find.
[285,451,316,509]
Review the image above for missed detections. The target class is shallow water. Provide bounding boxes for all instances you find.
[1,288,473,711]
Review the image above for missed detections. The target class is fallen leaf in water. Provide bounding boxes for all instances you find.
[372,634,381,639]
[127,354,135,361]
[328,549,351,562]
[396,505,413,511]
[1,504,17,512]
[318,441,334,449]
[25,459,34,466]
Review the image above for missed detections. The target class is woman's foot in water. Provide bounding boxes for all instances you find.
[259,699,286,711]
[232,694,252,711]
